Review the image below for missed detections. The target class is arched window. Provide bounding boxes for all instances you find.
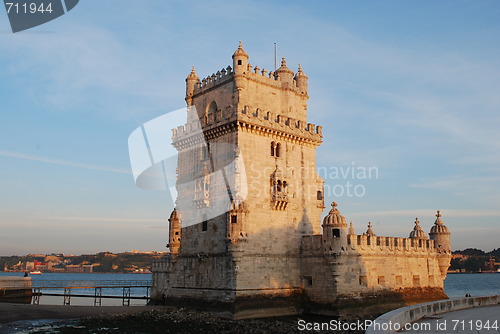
[276,143,281,157]
[206,101,217,119]
[270,142,276,156]
[283,181,287,193]
[277,180,282,192]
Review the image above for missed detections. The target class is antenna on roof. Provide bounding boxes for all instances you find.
[274,43,277,72]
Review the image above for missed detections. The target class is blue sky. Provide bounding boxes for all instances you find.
[0,1,499,255]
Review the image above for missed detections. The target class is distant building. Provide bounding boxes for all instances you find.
[151,43,452,318]
[65,264,93,273]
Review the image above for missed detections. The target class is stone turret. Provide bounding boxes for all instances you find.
[429,210,451,252]
[429,210,452,276]
[322,202,348,251]
[232,41,249,75]
[365,222,376,236]
[168,209,181,255]
[275,58,294,88]
[185,66,199,106]
[409,218,427,239]
[294,65,308,95]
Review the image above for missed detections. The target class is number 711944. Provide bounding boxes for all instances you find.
[5,2,54,14]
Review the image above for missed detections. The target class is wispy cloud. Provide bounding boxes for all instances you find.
[48,216,163,223]
[0,150,130,174]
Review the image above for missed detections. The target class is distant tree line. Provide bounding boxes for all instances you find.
[0,252,163,273]
[451,248,500,273]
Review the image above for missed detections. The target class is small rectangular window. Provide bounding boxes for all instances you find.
[413,275,420,287]
[332,229,340,238]
[230,215,237,224]
[202,220,208,232]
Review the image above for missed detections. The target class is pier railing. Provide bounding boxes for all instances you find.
[1,279,151,306]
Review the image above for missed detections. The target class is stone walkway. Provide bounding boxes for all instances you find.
[401,305,500,333]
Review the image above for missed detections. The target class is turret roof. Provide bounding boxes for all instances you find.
[365,222,376,236]
[232,41,249,59]
[409,218,428,239]
[322,202,347,227]
[430,210,450,234]
[276,58,294,75]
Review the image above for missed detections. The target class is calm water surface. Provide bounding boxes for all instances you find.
[0,272,151,306]
[444,273,500,298]
[2,272,499,305]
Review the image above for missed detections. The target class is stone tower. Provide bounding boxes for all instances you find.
[152,42,324,318]
[429,210,452,276]
[151,42,452,318]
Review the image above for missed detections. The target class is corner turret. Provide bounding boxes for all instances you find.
[275,58,294,88]
[429,210,452,276]
[429,210,451,253]
[294,65,308,95]
[322,202,348,251]
[232,41,249,75]
[168,209,181,255]
[185,66,199,106]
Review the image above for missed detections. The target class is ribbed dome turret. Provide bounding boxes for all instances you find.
[365,222,376,236]
[232,41,249,59]
[409,218,427,239]
[275,58,294,75]
[430,210,450,234]
[322,202,347,227]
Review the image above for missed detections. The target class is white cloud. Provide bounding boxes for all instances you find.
[0,150,130,174]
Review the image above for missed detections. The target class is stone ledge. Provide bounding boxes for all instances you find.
[365,295,500,333]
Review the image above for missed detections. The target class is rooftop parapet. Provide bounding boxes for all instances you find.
[239,107,322,143]
[193,66,234,94]
[171,106,322,146]
[301,233,437,256]
[189,42,309,98]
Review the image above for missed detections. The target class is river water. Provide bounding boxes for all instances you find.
[2,272,500,306]
[0,272,151,306]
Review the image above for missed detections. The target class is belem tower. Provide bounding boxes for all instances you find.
[150,42,452,319]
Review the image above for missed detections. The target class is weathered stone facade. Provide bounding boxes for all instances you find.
[151,43,452,319]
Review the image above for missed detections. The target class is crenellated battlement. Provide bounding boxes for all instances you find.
[301,233,437,256]
[239,106,322,137]
[193,66,234,94]
[190,61,307,97]
[171,105,322,146]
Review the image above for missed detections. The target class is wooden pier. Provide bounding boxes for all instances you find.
[1,279,151,306]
